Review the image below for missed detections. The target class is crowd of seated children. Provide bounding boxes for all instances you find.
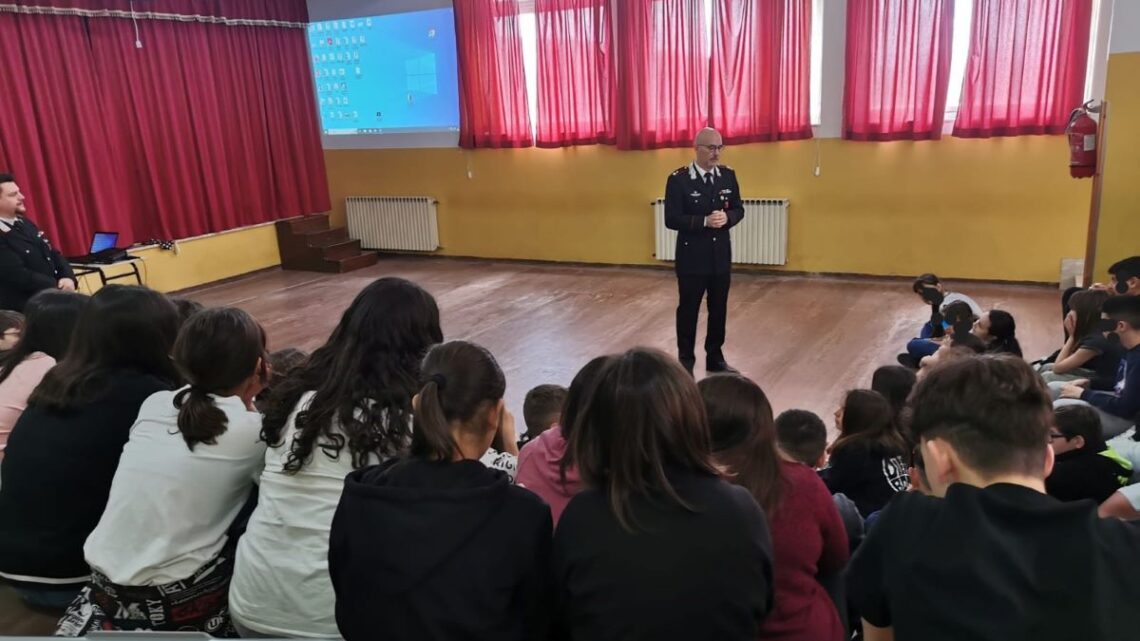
[848,355,1140,641]
[2,268,1140,641]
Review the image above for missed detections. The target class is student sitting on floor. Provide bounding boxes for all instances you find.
[517,383,567,451]
[0,286,180,609]
[1044,404,1131,504]
[847,355,1140,641]
[702,375,848,641]
[870,366,915,428]
[329,341,552,641]
[776,409,864,552]
[900,301,978,368]
[1042,289,1122,386]
[972,309,1022,357]
[819,390,910,518]
[516,358,610,525]
[1056,295,1140,438]
[60,308,269,637]
[553,348,774,641]
[0,290,87,458]
[228,277,442,639]
[909,273,982,339]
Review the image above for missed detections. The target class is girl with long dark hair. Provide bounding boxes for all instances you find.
[820,389,910,517]
[972,309,1023,357]
[0,285,179,609]
[553,348,773,641]
[229,277,442,638]
[700,374,848,641]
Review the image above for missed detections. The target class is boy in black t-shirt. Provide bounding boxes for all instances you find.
[847,355,1140,641]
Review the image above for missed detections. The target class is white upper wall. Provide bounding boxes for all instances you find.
[1109,0,1140,54]
[307,0,449,22]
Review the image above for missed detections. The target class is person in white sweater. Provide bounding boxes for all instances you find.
[59,306,269,636]
[228,277,443,638]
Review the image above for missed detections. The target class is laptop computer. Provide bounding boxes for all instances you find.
[70,231,128,264]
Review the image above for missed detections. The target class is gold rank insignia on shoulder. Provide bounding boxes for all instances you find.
[672,167,688,176]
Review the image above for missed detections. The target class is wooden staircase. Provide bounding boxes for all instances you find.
[275,214,378,273]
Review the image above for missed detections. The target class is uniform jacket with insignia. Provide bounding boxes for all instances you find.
[0,217,76,311]
[663,163,744,275]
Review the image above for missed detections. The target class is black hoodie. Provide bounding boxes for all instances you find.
[329,457,553,641]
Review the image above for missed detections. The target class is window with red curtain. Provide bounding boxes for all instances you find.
[0,2,329,255]
[615,0,708,150]
[455,0,534,148]
[710,0,813,143]
[952,0,1092,138]
[535,0,615,148]
[843,0,954,141]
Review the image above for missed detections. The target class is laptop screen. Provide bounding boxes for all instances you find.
[90,232,119,253]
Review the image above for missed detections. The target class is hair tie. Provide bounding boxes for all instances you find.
[430,373,447,391]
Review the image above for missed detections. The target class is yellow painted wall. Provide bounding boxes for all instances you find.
[1093,51,1140,280]
[326,135,1090,283]
[74,224,281,294]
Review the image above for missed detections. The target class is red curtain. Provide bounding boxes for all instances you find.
[535,0,615,148]
[710,0,813,143]
[455,0,533,148]
[0,11,140,254]
[0,3,329,255]
[952,0,1092,138]
[615,0,708,150]
[843,0,954,141]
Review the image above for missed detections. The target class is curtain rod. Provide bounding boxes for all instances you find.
[0,4,306,28]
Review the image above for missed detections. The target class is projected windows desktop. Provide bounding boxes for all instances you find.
[308,8,460,136]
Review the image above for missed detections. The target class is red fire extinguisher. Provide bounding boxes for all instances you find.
[1067,100,1099,179]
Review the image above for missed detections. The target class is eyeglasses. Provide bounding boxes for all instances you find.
[698,144,725,152]
[1049,432,1068,441]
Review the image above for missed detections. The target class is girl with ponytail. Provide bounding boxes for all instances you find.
[70,307,269,636]
[329,340,553,641]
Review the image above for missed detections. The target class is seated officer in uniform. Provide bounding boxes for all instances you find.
[0,174,76,311]
[664,128,744,376]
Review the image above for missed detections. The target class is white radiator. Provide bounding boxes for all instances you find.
[346,196,439,252]
[653,198,788,265]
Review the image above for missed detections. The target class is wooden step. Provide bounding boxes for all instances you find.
[321,239,363,261]
[284,215,330,234]
[332,252,378,273]
[301,227,348,247]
